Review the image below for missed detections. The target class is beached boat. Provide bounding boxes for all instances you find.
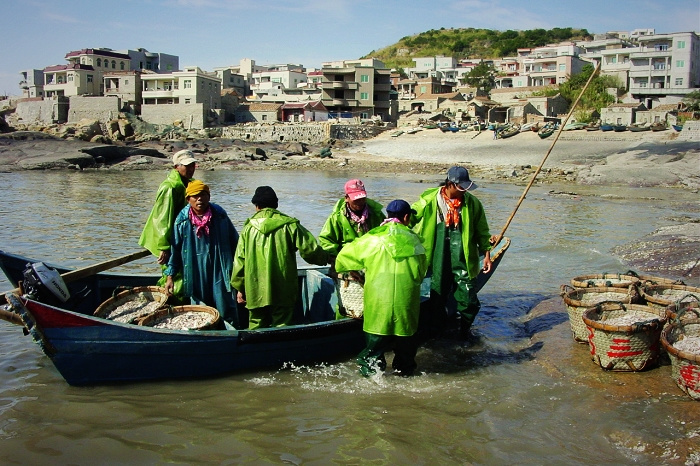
[537,124,556,139]
[0,239,511,385]
[585,123,600,131]
[672,124,683,132]
[498,124,520,139]
[562,122,587,131]
[628,124,650,132]
[600,124,613,132]
[519,122,535,132]
[612,124,627,132]
[405,127,422,134]
[650,123,667,132]
[390,130,404,137]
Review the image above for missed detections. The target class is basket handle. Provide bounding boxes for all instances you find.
[594,300,628,312]
[560,284,574,296]
[111,285,133,298]
[672,299,700,326]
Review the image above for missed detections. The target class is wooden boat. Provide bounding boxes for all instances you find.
[405,127,422,134]
[519,122,535,132]
[650,123,667,132]
[562,122,587,131]
[672,124,683,132]
[537,124,555,139]
[422,124,438,130]
[585,124,600,131]
[628,124,650,132]
[390,130,404,137]
[498,124,520,139]
[612,124,627,132]
[0,239,511,385]
[600,124,613,132]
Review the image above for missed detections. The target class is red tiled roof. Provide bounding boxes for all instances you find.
[65,48,130,59]
[44,64,95,72]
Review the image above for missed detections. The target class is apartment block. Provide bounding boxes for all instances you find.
[519,43,588,86]
[44,48,131,97]
[141,66,221,109]
[628,32,700,107]
[104,71,142,113]
[321,58,394,121]
[19,69,44,98]
[116,48,179,73]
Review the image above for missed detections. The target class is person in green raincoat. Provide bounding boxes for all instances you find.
[138,150,197,303]
[318,178,385,260]
[411,166,493,340]
[231,186,328,329]
[335,200,428,377]
[164,181,240,327]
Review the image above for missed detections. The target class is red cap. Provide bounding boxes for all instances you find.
[344,179,367,201]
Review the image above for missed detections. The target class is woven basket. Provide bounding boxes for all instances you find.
[660,310,700,400]
[94,286,168,324]
[336,273,364,319]
[665,298,700,323]
[639,284,700,309]
[138,304,221,331]
[570,273,640,289]
[625,270,685,286]
[561,284,640,343]
[582,302,666,371]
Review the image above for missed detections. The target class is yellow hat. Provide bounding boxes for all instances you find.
[185,180,209,197]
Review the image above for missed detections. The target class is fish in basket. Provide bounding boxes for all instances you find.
[639,284,700,310]
[560,284,640,343]
[625,270,685,286]
[569,273,640,289]
[582,302,667,371]
[665,296,699,323]
[138,305,222,331]
[660,307,700,400]
[336,272,364,319]
[94,286,168,324]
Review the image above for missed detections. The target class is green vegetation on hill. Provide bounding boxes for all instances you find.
[362,27,592,71]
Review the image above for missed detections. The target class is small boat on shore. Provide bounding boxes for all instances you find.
[672,124,683,132]
[498,124,520,139]
[650,123,667,132]
[562,122,587,131]
[537,124,556,139]
[628,123,650,132]
[612,124,627,132]
[390,130,404,137]
[600,124,613,132]
[0,239,511,385]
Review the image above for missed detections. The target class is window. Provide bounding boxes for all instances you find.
[360,92,368,100]
[360,74,369,83]
[676,60,685,68]
[262,114,268,121]
[112,60,116,69]
[184,80,192,89]
[678,41,686,49]
[87,75,93,83]
[610,56,617,64]
[184,98,191,104]
[96,58,101,67]
[167,64,173,71]
[67,75,73,82]
[675,78,683,86]
[559,64,565,71]
[420,85,426,93]
[120,62,125,70]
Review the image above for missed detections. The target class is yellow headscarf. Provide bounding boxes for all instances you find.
[185,180,209,198]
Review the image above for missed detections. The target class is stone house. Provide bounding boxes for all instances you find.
[234,102,282,123]
[280,101,328,122]
[634,102,685,125]
[600,102,647,125]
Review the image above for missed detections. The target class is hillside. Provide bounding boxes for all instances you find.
[362,27,592,71]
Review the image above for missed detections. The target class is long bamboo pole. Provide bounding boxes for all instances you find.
[493,63,600,245]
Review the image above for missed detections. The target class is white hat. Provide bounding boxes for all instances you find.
[172,150,197,166]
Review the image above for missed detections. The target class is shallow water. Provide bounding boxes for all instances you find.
[0,169,698,464]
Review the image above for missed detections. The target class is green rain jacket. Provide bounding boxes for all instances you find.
[318,198,385,256]
[411,187,492,279]
[231,208,328,310]
[335,223,428,337]
[138,169,189,256]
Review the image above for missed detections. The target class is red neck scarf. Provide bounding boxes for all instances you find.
[440,187,462,228]
[189,206,212,237]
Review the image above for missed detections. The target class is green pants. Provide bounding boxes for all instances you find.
[357,333,418,377]
[248,305,294,330]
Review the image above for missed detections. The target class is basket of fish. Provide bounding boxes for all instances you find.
[582,302,667,371]
[639,284,700,310]
[625,270,685,286]
[138,305,221,331]
[336,272,364,319]
[94,286,168,324]
[560,284,640,343]
[660,308,700,400]
[570,273,640,289]
[665,297,700,323]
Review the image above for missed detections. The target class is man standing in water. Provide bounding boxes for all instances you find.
[411,166,492,340]
[164,181,240,327]
[231,186,328,329]
[335,200,428,377]
[318,179,385,262]
[138,150,197,302]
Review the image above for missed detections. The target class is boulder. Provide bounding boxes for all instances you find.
[118,119,133,137]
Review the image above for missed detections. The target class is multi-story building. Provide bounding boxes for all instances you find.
[579,38,637,86]
[44,48,132,97]
[141,66,221,109]
[628,32,700,107]
[19,69,44,98]
[249,64,308,96]
[519,43,588,86]
[115,48,179,73]
[320,58,393,121]
[214,68,246,96]
[104,70,142,113]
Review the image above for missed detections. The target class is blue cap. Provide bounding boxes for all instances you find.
[386,199,416,218]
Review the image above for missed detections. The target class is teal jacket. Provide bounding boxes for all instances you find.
[231,208,328,310]
[336,222,428,336]
[318,198,385,256]
[411,187,491,279]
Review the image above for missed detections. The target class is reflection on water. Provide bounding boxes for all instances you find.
[1,170,699,464]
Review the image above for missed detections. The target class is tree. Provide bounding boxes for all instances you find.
[682,90,700,111]
[462,61,496,93]
[558,64,623,112]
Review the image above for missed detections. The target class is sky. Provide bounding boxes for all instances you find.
[2,0,698,96]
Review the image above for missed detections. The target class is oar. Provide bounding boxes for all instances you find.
[492,63,600,245]
[1,249,151,326]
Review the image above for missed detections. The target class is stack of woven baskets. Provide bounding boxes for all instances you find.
[561,272,700,400]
